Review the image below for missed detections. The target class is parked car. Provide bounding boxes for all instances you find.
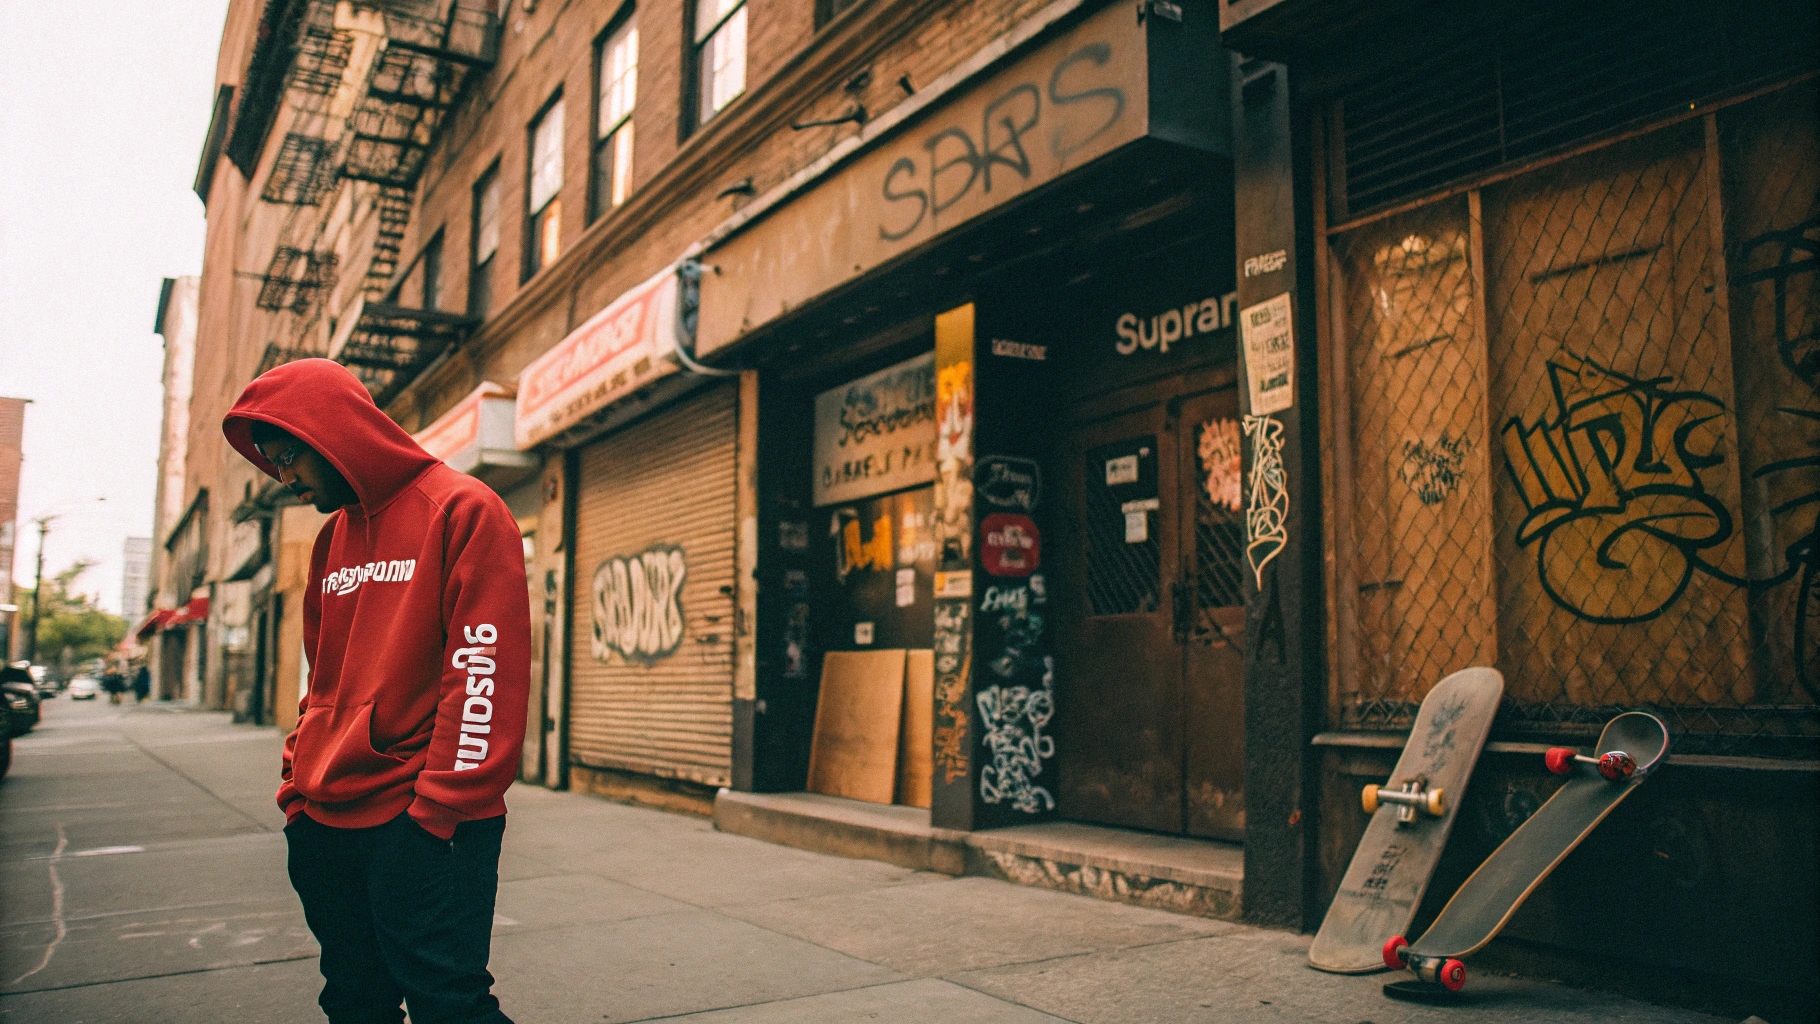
[0,703,12,780]
[1,665,40,735]
[67,677,101,701]
[2,684,37,735]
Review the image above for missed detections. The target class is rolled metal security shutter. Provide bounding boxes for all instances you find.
[568,383,738,785]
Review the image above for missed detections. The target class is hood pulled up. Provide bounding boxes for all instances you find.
[222,358,440,511]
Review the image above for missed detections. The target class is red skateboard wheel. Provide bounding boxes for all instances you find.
[1598,750,1636,780]
[1382,935,1407,969]
[1440,959,1467,991]
[1545,747,1576,774]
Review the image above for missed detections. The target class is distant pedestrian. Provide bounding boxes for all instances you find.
[102,669,126,705]
[132,665,151,703]
[224,359,528,1024]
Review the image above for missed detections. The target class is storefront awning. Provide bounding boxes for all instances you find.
[135,610,175,641]
[165,597,210,630]
[414,382,540,490]
[692,0,1226,359]
[513,265,683,449]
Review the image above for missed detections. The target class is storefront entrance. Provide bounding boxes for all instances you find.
[1054,381,1246,840]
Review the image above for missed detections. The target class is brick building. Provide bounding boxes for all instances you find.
[178,0,1816,1015]
[0,397,26,662]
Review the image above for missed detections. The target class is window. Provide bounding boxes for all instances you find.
[421,232,443,311]
[691,0,745,130]
[813,0,861,29]
[526,95,565,279]
[470,166,500,317]
[591,15,639,220]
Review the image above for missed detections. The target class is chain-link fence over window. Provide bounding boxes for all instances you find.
[1322,81,1819,757]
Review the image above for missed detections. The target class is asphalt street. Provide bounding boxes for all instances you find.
[0,698,1732,1024]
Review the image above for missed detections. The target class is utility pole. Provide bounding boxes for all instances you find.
[23,514,53,664]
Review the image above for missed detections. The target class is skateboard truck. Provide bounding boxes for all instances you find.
[1545,746,1637,780]
[1361,777,1446,824]
[1382,936,1466,992]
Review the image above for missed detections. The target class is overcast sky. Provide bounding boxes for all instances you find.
[0,0,230,615]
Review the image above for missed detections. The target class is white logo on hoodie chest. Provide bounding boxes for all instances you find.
[323,558,417,596]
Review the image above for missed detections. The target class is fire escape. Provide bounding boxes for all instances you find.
[329,1,494,406]
[255,0,357,377]
[251,0,495,402]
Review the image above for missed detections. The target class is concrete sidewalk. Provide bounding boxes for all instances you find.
[0,700,1741,1023]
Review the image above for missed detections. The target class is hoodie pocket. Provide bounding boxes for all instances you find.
[289,701,410,805]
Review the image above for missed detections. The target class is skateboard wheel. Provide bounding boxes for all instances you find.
[1382,935,1407,970]
[1545,747,1576,774]
[1598,750,1636,780]
[1439,959,1467,991]
[1425,786,1446,817]
[1362,784,1380,814]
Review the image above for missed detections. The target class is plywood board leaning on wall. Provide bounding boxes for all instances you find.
[898,650,935,809]
[808,650,908,804]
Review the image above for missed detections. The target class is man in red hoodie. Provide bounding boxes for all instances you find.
[224,359,528,1024]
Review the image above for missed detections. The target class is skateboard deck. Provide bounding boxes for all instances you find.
[1384,710,1671,993]
[1308,667,1504,973]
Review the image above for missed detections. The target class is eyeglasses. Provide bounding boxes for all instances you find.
[260,440,307,470]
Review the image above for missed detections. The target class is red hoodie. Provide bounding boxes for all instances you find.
[223,359,530,839]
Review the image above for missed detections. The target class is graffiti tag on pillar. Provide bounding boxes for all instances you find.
[1243,414,1289,589]
[934,362,974,567]
[591,545,687,665]
[978,655,1056,813]
[932,599,972,783]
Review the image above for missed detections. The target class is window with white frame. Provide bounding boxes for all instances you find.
[526,95,565,278]
[592,15,638,220]
[692,0,745,129]
[470,168,500,317]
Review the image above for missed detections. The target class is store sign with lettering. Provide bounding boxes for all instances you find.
[981,513,1040,577]
[514,266,680,448]
[697,2,1158,357]
[1114,291,1238,356]
[813,353,937,506]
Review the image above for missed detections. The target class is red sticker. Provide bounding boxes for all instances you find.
[981,513,1040,577]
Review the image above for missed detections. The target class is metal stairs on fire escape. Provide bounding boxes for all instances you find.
[250,0,496,402]
[365,186,415,298]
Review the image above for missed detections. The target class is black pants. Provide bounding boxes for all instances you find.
[286,812,512,1024]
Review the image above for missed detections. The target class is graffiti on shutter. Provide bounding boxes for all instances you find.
[590,545,688,665]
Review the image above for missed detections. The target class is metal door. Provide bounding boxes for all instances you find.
[1177,388,1246,841]
[1056,402,1184,832]
[568,383,739,787]
[1054,387,1246,837]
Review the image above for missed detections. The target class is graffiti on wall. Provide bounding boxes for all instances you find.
[934,362,975,565]
[877,41,1129,242]
[1243,414,1289,589]
[1199,418,1242,513]
[932,599,972,783]
[591,545,688,665]
[978,654,1057,813]
[1735,214,1820,386]
[1735,216,1820,694]
[976,456,1042,513]
[832,508,894,583]
[1502,354,1739,625]
[1399,432,1473,506]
